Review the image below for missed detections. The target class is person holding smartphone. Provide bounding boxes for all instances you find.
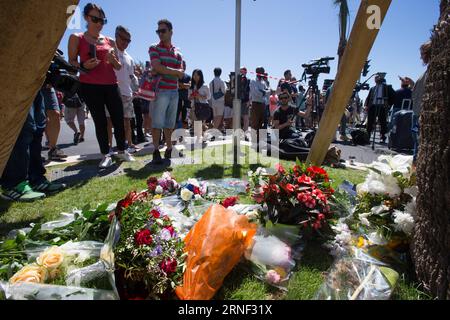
[68,2,135,169]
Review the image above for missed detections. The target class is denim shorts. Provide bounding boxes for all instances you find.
[41,87,60,112]
[152,90,179,129]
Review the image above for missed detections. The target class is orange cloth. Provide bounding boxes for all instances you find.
[175,204,257,300]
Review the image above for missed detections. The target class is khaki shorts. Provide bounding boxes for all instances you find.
[64,105,86,125]
[211,100,225,117]
[105,95,135,118]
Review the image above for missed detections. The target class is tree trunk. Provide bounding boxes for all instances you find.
[0,0,79,176]
[412,0,450,300]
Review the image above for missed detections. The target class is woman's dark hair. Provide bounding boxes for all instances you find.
[191,69,205,90]
[214,68,222,77]
[84,3,106,18]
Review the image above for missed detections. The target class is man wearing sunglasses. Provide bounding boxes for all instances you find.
[149,19,185,164]
[112,25,140,154]
[273,92,311,140]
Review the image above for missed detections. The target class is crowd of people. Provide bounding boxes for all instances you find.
[0,2,431,202]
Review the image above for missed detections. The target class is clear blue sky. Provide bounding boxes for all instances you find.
[59,0,439,101]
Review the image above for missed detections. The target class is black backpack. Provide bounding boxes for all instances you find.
[350,128,370,145]
[63,94,82,109]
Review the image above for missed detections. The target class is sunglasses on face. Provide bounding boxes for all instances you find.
[88,15,107,25]
[156,29,168,35]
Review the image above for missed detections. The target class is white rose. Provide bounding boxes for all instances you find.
[194,194,203,200]
[155,185,164,194]
[181,188,194,201]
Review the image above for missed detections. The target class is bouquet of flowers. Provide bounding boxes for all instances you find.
[248,163,335,235]
[179,178,208,202]
[7,242,110,291]
[350,155,417,245]
[147,172,179,196]
[113,194,185,299]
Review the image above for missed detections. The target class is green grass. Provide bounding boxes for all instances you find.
[0,145,427,300]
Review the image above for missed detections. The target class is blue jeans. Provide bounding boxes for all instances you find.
[1,91,47,189]
[152,90,179,129]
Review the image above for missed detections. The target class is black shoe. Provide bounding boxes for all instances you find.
[164,148,172,160]
[152,150,163,164]
[79,137,85,143]
[73,132,81,145]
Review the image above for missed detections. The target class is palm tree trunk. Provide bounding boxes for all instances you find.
[411,0,450,300]
[0,0,79,176]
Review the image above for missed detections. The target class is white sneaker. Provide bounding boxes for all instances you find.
[127,147,137,154]
[116,151,135,162]
[99,155,113,169]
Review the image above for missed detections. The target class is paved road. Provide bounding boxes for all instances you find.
[43,118,412,165]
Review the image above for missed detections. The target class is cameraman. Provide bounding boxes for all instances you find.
[364,74,395,143]
[273,92,311,140]
[1,90,66,201]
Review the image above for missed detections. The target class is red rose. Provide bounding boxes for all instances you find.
[150,209,160,218]
[305,197,316,209]
[135,229,153,246]
[159,258,177,274]
[271,184,280,194]
[222,196,238,208]
[193,186,201,195]
[164,225,175,236]
[318,213,325,220]
[147,177,158,191]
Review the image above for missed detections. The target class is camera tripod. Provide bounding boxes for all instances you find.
[297,76,322,129]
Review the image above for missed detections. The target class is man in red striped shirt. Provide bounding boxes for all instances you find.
[149,19,185,164]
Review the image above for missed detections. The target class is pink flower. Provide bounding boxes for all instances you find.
[275,164,286,174]
[265,270,281,284]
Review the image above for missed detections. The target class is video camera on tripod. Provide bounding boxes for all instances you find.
[301,56,334,86]
[44,49,80,98]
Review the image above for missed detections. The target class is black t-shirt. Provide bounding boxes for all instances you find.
[273,106,297,139]
[178,74,191,99]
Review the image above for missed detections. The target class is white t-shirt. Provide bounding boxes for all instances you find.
[115,49,135,97]
[209,77,226,102]
[189,85,211,104]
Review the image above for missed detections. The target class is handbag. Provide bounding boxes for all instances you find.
[212,81,225,100]
[194,102,212,121]
[138,73,160,101]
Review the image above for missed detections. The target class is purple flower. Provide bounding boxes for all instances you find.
[149,245,163,257]
[160,228,171,241]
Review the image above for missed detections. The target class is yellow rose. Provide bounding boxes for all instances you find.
[9,264,47,284]
[37,246,65,271]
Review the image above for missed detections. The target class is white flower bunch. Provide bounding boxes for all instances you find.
[392,210,415,235]
[370,155,413,178]
[356,171,401,198]
[325,222,353,257]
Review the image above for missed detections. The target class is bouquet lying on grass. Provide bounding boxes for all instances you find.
[0,203,111,282]
[113,192,186,298]
[248,163,335,235]
[325,156,418,262]
[8,242,109,290]
[147,172,179,196]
